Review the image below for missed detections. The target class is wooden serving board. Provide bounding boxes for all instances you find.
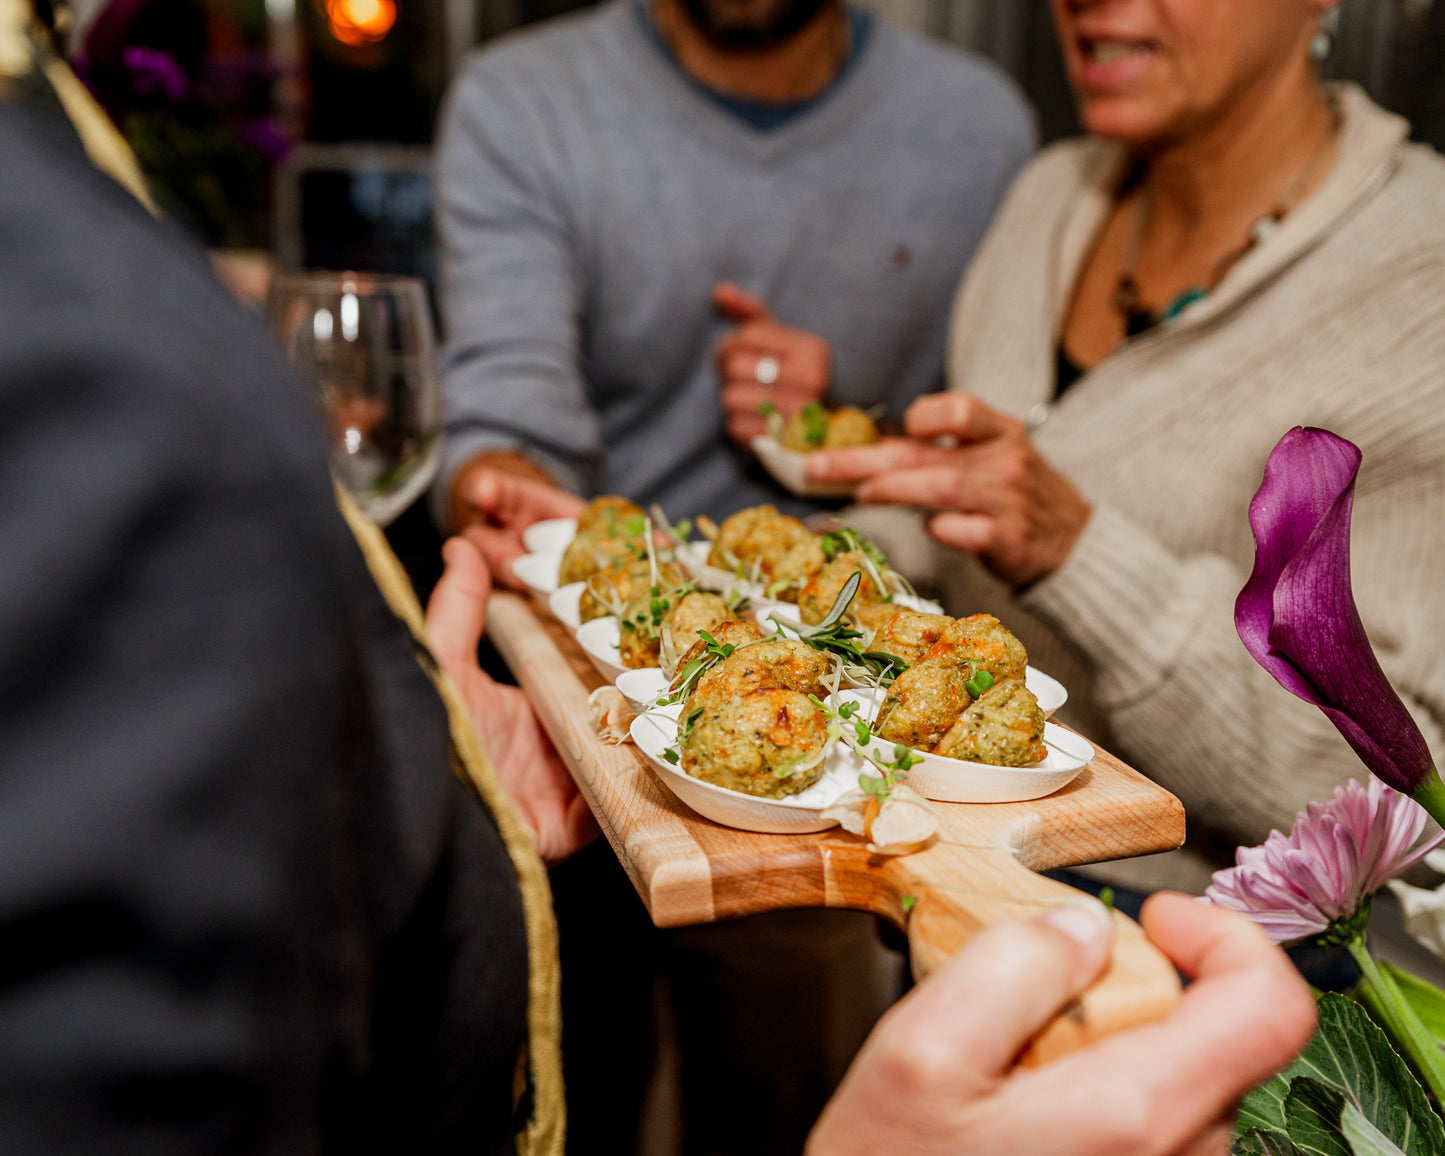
[487,591,1188,1063]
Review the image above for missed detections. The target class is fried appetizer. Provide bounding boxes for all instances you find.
[707,504,825,600]
[873,660,974,751]
[797,551,897,631]
[559,496,650,585]
[575,495,646,538]
[681,688,829,799]
[668,620,767,696]
[872,609,953,666]
[559,532,640,587]
[618,588,736,671]
[918,613,1029,683]
[579,556,684,623]
[687,638,831,714]
[779,403,880,452]
[933,678,1046,766]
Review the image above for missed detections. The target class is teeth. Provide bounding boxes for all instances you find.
[1087,41,1149,64]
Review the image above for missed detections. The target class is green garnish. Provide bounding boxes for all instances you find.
[900,895,917,913]
[621,515,648,538]
[1098,887,1116,912]
[678,705,704,745]
[964,669,995,700]
[802,401,828,447]
[787,573,909,685]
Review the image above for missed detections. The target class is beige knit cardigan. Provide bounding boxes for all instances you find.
[907,84,1445,893]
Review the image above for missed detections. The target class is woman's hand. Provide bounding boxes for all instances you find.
[714,281,831,446]
[807,893,1315,1156]
[807,392,1092,587]
[425,537,599,864]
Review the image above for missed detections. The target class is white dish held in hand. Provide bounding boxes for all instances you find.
[523,517,578,554]
[750,435,858,499]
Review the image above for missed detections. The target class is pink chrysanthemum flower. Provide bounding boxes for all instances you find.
[1205,778,1444,945]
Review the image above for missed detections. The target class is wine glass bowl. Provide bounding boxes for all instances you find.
[267,271,441,525]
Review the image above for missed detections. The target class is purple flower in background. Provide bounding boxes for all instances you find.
[1236,428,1440,811]
[234,119,293,167]
[1206,778,1443,944]
[122,46,189,104]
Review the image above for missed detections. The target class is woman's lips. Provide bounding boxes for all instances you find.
[1075,37,1160,90]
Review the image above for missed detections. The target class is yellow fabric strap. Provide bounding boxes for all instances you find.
[334,485,565,1156]
[0,0,157,212]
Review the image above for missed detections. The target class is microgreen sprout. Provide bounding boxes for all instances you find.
[662,628,740,705]
[964,669,995,700]
[802,401,828,447]
[1098,887,1116,912]
[807,683,922,802]
[772,572,910,686]
[647,503,693,549]
[899,895,917,913]
[820,527,895,602]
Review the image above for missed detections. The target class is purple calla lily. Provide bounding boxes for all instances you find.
[1236,427,1444,820]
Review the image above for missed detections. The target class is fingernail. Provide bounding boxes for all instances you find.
[1040,899,1114,951]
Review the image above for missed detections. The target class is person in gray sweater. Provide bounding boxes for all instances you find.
[430,2,1032,1151]
[432,0,1033,560]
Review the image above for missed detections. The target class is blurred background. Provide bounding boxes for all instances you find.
[59,0,1445,290]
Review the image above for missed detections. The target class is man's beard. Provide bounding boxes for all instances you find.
[675,0,836,50]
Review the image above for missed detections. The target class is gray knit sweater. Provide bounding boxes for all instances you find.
[903,85,1445,892]
[432,0,1033,522]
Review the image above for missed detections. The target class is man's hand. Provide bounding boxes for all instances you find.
[806,392,1092,587]
[807,893,1315,1156]
[425,536,599,864]
[714,281,831,446]
[448,453,585,591]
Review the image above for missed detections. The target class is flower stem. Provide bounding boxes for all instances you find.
[1411,766,1445,833]
[1347,936,1445,1103]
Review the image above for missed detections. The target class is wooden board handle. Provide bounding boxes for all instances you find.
[902,855,1180,1065]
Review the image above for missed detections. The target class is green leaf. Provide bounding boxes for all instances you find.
[899,895,916,913]
[1381,962,1445,1047]
[1284,1078,1352,1156]
[1239,1071,1293,1137]
[1234,1128,1309,1156]
[859,773,889,797]
[1342,1100,1415,1156]
[1247,994,1445,1156]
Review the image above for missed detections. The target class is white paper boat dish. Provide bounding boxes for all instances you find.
[630,702,865,834]
[576,616,628,682]
[548,582,584,632]
[616,666,669,711]
[882,723,1092,804]
[673,541,768,601]
[523,517,578,554]
[750,435,858,499]
[512,551,562,596]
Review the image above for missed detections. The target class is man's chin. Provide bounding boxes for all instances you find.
[677,0,835,50]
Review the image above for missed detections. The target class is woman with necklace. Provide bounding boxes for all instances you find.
[807,0,1445,903]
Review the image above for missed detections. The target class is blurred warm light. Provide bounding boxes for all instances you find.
[325,0,396,46]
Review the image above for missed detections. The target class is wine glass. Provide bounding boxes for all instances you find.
[267,271,441,526]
